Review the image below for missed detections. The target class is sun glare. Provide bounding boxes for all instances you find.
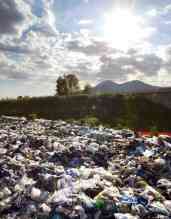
[104,9,144,50]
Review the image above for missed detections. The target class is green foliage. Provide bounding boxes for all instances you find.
[66,74,80,95]
[65,118,75,123]
[0,94,170,131]
[115,121,127,130]
[82,84,92,94]
[17,96,30,101]
[56,74,80,96]
[17,96,23,101]
[80,116,100,127]
[56,76,68,96]
[97,92,116,97]
[27,113,37,121]
[150,125,159,136]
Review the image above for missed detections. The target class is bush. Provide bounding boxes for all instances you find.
[150,125,159,136]
[116,123,125,130]
[80,116,100,127]
[0,94,170,131]
[27,113,37,121]
[65,118,75,124]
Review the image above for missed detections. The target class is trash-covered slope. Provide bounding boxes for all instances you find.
[0,116,171,219]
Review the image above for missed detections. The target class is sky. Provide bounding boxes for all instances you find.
[0,0,171,97]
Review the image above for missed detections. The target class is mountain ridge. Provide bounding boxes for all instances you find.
[93,80,162,94]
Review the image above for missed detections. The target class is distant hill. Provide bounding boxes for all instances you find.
[93,80,161,94]
[93,80,120,93]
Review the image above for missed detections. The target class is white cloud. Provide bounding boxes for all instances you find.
[164,21,171,25]
[146,9,158,17]
[0,0,36,37]
[0,0,171,97]
[78,19,93,25]
[146,4,171,17]
[83,0,89,3]
[163,4,171,15]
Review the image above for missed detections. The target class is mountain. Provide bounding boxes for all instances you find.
[93,80,160,94]
[94,80,120,93]
[119,80,160,93]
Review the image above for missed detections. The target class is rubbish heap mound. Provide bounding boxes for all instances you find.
[0,116,170,219]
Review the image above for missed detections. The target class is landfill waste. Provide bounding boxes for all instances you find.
[0,116,170,219]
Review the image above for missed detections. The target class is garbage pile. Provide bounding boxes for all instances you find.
[0,116,171,219]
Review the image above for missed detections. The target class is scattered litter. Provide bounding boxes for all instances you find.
[0,116,170,219]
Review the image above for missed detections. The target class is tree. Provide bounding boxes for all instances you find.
[65,74,80,95]
[82,84,92,94]
[56,74,80,96]
[17,96,23,101]
[56,76,68,96]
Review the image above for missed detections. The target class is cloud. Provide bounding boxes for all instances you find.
[0,0,24,34]
[146,9,158,17]
[0,0,56,39]
[78,19,93,25]
[133,54,163,75]
[0,23,166,91]
[113,0,136,10]
[67,37,117,56]
[162,45,171,72]
[0,61,34,81]
[163,4,171,15]
[164,21,171,25]
[0,0,171,97]
[98,58,131,82]
[0,0,58,84]
[0,0,36,37]
[146,4,171,18]
[37,0,57,34]
[97,52,163,82]
[0,43,32,54]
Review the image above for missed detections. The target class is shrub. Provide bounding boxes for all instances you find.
[150,125,159,136]
[65,118,75,124]
[27,113,37,121]
[81,116,100,127]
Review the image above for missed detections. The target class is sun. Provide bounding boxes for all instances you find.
[104,9,143,50]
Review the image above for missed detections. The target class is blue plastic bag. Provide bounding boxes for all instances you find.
[50,213,63,219]
[65,168,79,178]
[120,195,138,204]
[136,169,145,177]
[137,196,148,206]
[69,157,80,167]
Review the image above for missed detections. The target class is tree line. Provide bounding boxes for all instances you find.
[0,73,170,131]
[0,94,171,131]
[56,74,92,96]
